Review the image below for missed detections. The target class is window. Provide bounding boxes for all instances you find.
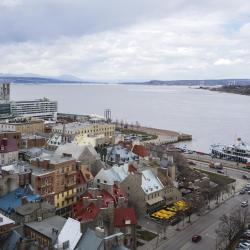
[97,179,100,183]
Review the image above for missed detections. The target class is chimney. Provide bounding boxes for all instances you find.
[21,196,28,205]
[44,159,50,169]
[2,138,8,146]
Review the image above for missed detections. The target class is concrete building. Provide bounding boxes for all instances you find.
[13,201,56,225]
[0,118,44,134]
[52,121,115,145]
[10,98,57,120]
[0,138,18,166]
[0,82,10,103]
[0,131,21,148]
[0,163,31,196]
[21,134,46,149]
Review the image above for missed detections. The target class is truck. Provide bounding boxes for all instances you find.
[209,162,223,169]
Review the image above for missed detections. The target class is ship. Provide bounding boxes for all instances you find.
[210,138,250,164]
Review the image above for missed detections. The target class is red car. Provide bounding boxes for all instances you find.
[192,235,202,242]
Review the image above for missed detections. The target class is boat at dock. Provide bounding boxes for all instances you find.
[210,138,250,164]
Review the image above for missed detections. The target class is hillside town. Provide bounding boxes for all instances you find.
[0,82,248,250]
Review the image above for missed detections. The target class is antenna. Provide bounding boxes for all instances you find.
[104,109,111,123]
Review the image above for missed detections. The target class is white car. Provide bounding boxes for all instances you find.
[241,201,248,207]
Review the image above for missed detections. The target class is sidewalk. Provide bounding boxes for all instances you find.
[137,182,245,250]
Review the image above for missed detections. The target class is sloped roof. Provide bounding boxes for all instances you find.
[141,169,164,195]
[76,228,104,250]
[94,163,133,185]
[132,145,148,158]
[55,143,98,160]
[25,216,66,243]
[55,218,82,250]
[114,208,137,227]
[0,187,41,213]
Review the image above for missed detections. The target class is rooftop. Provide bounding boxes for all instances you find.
[0,213,15,227]
[15,201,55,216]
[25,215,66,243]
[141,169,164,195]
[55,218,82,250]
[114,208,137,228]
[0,186,41,213]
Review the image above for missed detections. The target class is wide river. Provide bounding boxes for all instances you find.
[11,84,250,153]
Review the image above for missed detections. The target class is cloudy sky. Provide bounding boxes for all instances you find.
[1,0,250,81]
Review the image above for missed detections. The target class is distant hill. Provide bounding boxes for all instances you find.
[121,79,250,86]
[0,73,88,83]
[0,76,84,84]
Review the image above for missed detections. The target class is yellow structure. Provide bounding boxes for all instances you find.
[55,188,77,209]
[75,133,105,147]
[52,122,115,144]
[0,119,44,134]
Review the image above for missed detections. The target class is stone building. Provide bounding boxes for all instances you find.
[0,119,44,134]
[0,138,18,166]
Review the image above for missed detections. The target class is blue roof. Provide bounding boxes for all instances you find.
[0,187,41,214]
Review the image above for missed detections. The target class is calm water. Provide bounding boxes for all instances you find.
[11,84,250,153]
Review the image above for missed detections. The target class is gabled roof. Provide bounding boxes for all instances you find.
[55,218,82,250]
[114,208,137,227]
[141,169,164,195]
[25,216,66,243]
[94,163,134,185]
[74,202,100,222]
[55,142,98,160]
[76,228,104,250]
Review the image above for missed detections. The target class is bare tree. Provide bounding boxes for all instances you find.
[215,207,250,249]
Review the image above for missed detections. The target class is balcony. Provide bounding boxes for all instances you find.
[65,170,77,176]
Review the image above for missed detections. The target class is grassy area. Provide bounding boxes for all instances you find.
[136,241,145,247]
[137,230,157,241]
[198,169,236,186]
[119,128,158,141]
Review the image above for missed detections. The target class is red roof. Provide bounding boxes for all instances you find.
[100,189,115,207]
[73,201,100,222]
[128,164,137,173]
[132,145,148,158]
[0,138,18,153]
[114,208,137,227]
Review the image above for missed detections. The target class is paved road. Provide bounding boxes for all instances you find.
[157,192,250,250]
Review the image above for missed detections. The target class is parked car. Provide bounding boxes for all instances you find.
[240,189,246,194]
[242,175,250,180]
[241,201,248,207]
[192,235,202,243]
[236,243,249,249]
[217,170,224,174]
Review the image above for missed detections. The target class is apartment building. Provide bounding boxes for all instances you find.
[31,154,77,217]
[52,121,115,145]
[0,138,18,166]
[0,119,44,134]
[10,98,57,120]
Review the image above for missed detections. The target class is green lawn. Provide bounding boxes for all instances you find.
[137,230,157,241]
[198,169,236,186]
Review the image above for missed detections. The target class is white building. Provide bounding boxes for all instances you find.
[10,98,57,120]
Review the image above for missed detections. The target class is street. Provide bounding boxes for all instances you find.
[155,161,250,250]
[157,190,249,250]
